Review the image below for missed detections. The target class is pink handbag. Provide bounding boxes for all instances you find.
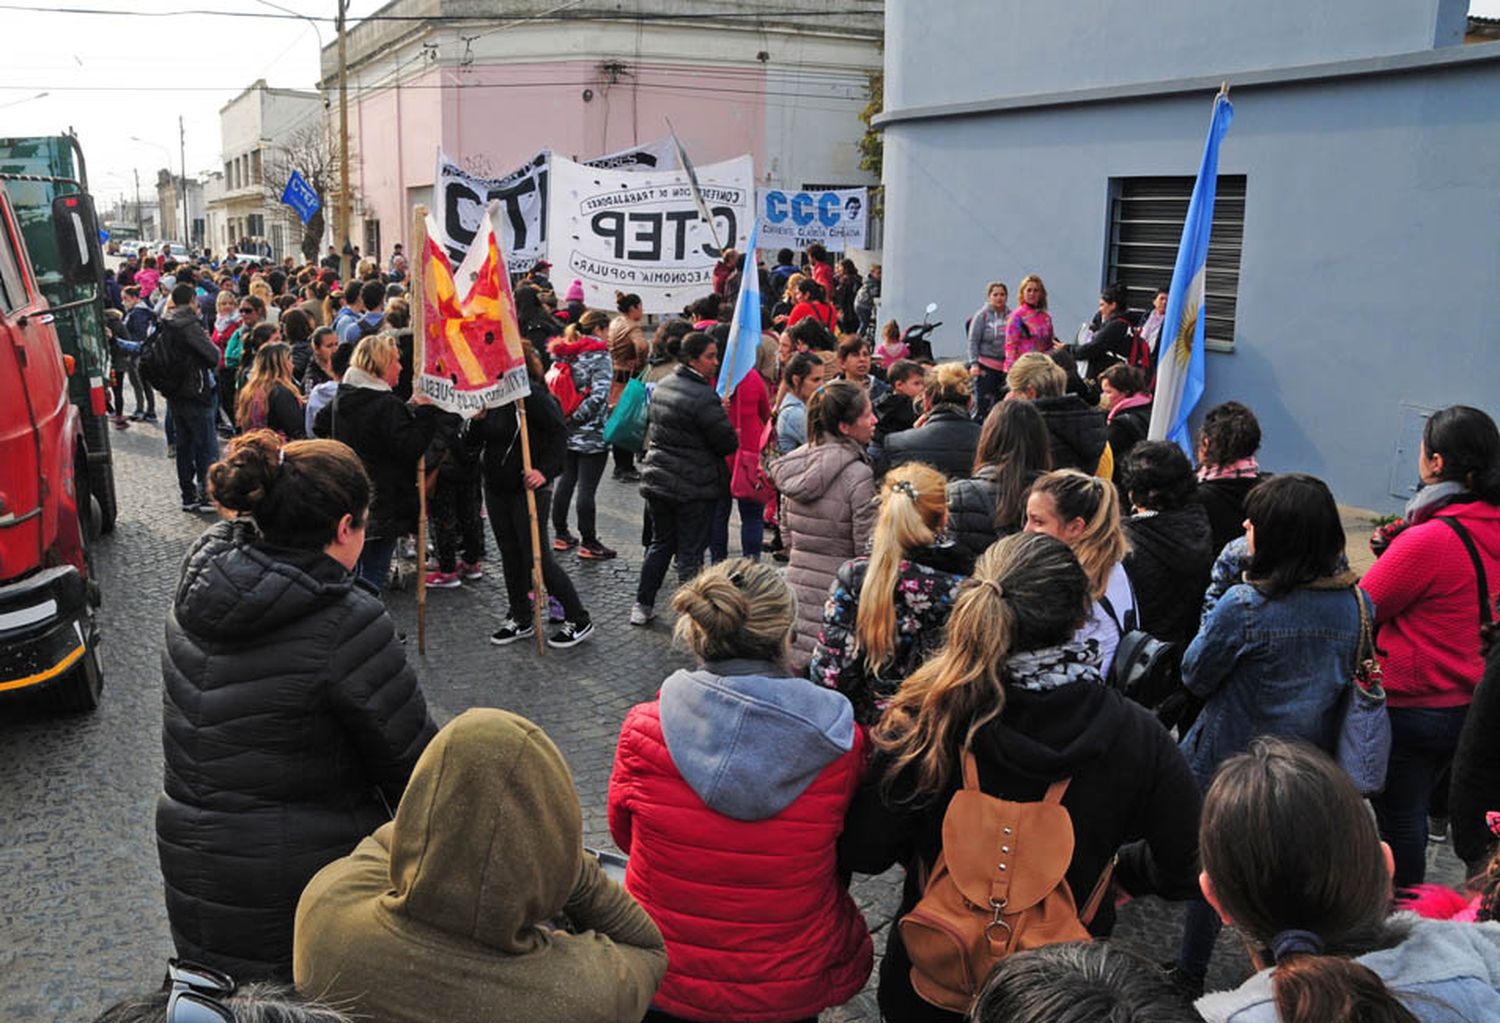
[730,418,775,502]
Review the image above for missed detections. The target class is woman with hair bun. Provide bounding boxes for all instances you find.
[609,558,872,1023]
[839,532,1200,1023]
[158,430,436,982]
[811,462,963,724]
[1196,400,1267,554]
[1195,737,1500,1022]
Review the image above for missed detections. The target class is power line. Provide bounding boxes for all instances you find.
[0,79,868,102]
[0,3,885,24]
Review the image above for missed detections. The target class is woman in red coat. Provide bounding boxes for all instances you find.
[609,558,872,1023]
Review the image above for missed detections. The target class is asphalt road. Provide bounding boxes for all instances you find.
[0,422,1465,1022]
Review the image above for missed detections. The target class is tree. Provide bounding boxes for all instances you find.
[858,70,884,218]
[264,120,345,263]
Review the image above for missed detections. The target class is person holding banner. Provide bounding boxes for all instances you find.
[550,311,618,561]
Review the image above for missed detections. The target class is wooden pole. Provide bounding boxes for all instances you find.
[412,205,428,654]
[517,400,548,655]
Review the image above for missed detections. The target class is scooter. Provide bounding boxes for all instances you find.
[902,302,942,364]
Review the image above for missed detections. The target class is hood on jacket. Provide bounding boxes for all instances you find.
[173,519,357,641]
[384,708,582,954]
[163,303,201,328]
[658,659,855,821]
[973,681,1122,782]
[769,438,868,505]
[1127,502,1214,566]
[1033,394,1107,469]
[343,365,391,392]
[548,335,609,359]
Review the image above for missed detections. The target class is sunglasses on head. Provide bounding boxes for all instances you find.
[162,959,235,1023]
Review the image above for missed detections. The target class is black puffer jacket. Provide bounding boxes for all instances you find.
[157,520,435,981]
[879,406,982,480]
[1106,404,1152,485]
[159,304,221,406]
[312,371,460,537]
[1123,502,1215,648]
[641,365,739,503]
[1033,394,1108,472]
[944,466,1038,575]
[1198,474,1266,556]
[472,376,567,493]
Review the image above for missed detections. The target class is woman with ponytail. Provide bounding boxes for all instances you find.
[609,559,872,1022]
[810,462,963,724]
[1024,469,1135,670]
[158,430,436,980]
[1196,737,1500,1022]
[1362,405,1500,891]
[838,532,1200,1023]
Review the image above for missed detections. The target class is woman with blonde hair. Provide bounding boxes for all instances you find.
[838,532,1200,1023]
[236,341,305,438]
[771,271,805,327]
[250,277,280,326]
[879,361,982,479]
[1005,273,1054,369]
[1024,469,1135,670]
[610,558,872,1023]
[812,462,964,723]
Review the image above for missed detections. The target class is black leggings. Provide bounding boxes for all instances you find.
[486,481,587,624]
[552,448,608,542]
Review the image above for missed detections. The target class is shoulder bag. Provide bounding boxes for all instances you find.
[1335,587,1391,796]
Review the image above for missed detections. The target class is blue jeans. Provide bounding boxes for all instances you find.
[1372,705,1470,890]
[709,493,766,562]
[168,398,218,504]
[356,536,399,593]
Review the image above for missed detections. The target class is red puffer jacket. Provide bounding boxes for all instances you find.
[608,670,872,1023]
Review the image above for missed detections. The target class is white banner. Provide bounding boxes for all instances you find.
[584,137,679,172]
[755,186,868,251]
[434,149,549,271]
[547,153,754,313]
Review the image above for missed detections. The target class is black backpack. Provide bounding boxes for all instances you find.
[139,321,188,398]
[1098,595,1181,709]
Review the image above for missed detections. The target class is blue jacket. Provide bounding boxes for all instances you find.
[1179,580,1362,789]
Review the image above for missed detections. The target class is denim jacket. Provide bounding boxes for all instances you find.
[1180,580,1363,789]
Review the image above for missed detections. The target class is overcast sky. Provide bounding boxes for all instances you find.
[4,0,1499,220]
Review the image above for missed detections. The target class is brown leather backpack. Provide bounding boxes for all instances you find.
[897,752,1114,1011]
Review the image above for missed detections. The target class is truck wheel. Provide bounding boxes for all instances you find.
[82,413,119,535]
[41,640,103,713]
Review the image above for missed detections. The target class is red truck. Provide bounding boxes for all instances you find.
[0,182,103,710]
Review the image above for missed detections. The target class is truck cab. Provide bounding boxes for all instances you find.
[0,183,103,711]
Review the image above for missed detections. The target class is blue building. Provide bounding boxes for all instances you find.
[877,0,1499,512]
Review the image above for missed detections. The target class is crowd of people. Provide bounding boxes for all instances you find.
[93,241,1500,1023]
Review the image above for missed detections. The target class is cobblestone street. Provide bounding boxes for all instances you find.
[0,424,1464,1022]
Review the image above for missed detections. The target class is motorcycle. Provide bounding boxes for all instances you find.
[902,302,942,364]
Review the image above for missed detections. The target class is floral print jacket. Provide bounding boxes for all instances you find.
[810,556,963,724]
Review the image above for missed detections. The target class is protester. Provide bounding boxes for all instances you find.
[294,709,666,1023]
[301,326,339,394]
[120,285,159,420]
[1139,287,1169,357]
[1007,352,1109,476]
[771,272,804,326]
[774,350,825,453]
[839,532,1201,1023]
[632,331,739,626]
[158,283,222,512]
[1450,618,1500,874]
[806,241,836,295]
[971,944,1204,1023]
[337,280,386,346]
[1005,273,1055,369]
[1173,473,1363,993]
[712,246,738,298]
[312,334,459,592]
[711,361,772,562]
[475,341,594,648]
[786,278,839,330]
[875,318,909,369]
[854,264,881,337]
[810,462,963,723]
[608,559,872,1023]
[834,257,862,332]
[1076,282,1138,371]
[550,310,617,560]
[967,281,1009,416]
[159,431,436,981]
[1195,401,1267,554]
[514,283,563,353]
[1023,469,1134,670]
[836,335,889,401]
[303,337,350,438]
[380,297,415,401]
[93,975,351,1023]
[769,247,798,294]
[1194,738,1500,1023]
[946,399,1052,575]
[1100,363,1154,486]
[235,342,305,439]
[870,358,924,460]
[1362,405,1500,890]
[1121,441,1215,650]
[609,291,649,482]
[424,417,486,590]
[879,362,981,479]
[279,307,315,384]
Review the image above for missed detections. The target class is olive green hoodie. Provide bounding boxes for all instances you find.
[293,708,666,1023]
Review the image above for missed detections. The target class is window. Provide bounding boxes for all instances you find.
[252,149,263,186]
[0,223,27,314]
[247,213,265,237]
[1105,175,1245,350]
[363,219,381,263]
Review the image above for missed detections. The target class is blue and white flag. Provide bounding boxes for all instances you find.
[280,169,321,225]
[717,217,762,399]
[1149,93,1234,454]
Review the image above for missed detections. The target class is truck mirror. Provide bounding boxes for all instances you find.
[52,193,100,285]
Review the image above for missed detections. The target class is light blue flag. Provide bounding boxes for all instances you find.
[280,169,321,226]
[717,217,762,399]
[1148,93,1234,454]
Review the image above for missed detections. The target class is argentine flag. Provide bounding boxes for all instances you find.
[717,217,762,399]
[1149,93,1234,454]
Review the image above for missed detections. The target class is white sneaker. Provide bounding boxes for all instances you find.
[629,602,655,626]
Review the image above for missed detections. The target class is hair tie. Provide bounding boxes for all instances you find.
[1486,810,1500,838]
[728,570,746,590]
[277,447,286,466]
[980,578,1005,600]
[892,480,919,501]
[1270,929,1324,962]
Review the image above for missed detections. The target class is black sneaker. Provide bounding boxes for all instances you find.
[552,531,579,552]
[613,468,642,483]
[548,619,595,649]
[181,500,199,512]
[490,618,536,646]
[142,411,158,422]
[577,540,616,561]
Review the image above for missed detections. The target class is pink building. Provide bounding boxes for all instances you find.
[322,0,884,261]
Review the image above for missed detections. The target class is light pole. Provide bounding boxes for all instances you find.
[130,133,190,247]
[337,0,352,283]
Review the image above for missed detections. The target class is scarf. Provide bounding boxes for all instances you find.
[1106,391,1153,423]
[1198,456,1260,482]
[343,365,391,392]
[1404,480,1474,526]
[1005,640,1104,692]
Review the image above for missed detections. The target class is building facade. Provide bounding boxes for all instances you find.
[877,0,1499,513]
[154,171,206,249]
[207,79,323,259]
[321,0,883,263]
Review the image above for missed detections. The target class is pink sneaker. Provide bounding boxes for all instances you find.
[424,570,461,589]
[459,560,484,581]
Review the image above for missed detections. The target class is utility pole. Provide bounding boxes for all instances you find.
[337,0,352,283]
[179,115,191,252]
[133,168,143,239]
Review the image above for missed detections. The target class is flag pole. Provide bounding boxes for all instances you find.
[412,204,429,655]
[517,400,548,655]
